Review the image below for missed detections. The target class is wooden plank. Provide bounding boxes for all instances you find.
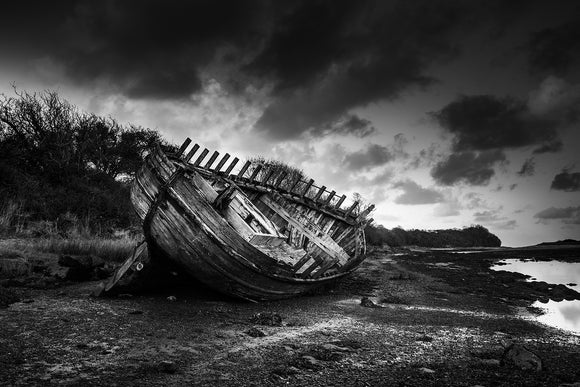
[344,201,359,216]
[356,204,375,221]
[300,257,322,277]
[248,165,262,182]
[260,195,349,265]
[313,186,326,202]
[288,176,301,192]
[236,161,251,179]
[193,148,209,166]
[273,171,287,188]
[224,157,239,175]
[323,190,335,205]
[262,169,275,185]
[205,151,220,169]
[335,194,346,209]
[311,259,337,279]
[249,233,285,247]
[177,138,192,156]
[300,179,314,197]
[184,144,200,162]
[294,255,315,274]
[214,153,230,172]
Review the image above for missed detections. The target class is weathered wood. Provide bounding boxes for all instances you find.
[288,176,301,192]
[224,157,239,175]
[356,204,375,222]
[205,151,220,169]
[236,161,251,179]
[323,190,335,205]
[260,195,349,265]
[344,201,359,216]
[184,144,200,162]
[273,171,287,188]
[262,169,275,185]
[214,153,230,171]
[313,186,326,202]
[193,148,209,166]
[248,165,262,182]
[335,195,346,209]
[177,138,192,156]
[127,142,372,301]
[300,179,314,197]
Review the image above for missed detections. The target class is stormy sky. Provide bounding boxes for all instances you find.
[1,0,579,246]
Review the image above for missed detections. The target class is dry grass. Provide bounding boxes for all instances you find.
[0,236,140,263]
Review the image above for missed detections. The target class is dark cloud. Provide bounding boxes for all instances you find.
[392,180,444,205]
[0,1,538,138]
[532,140,563,154]
[432,95,559,153]
[431,150,506,186]
[517,158,535,177]
[248,1,525,139]
[551,170,580,192]
[1,0,270,99]
[528,19,580,75]
[343,144,393,171]
[534,206,580,225]
[314,114,376,137]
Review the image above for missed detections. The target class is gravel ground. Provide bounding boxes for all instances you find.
[1,246,579,386]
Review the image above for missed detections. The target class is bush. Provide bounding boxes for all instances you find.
[0,89,164,233]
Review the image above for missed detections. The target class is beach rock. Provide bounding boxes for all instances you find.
[250,312,283,326]
[57,255,97,281]
[501,343,542,371]
[479,358,501,366]
[158,360,177,373]
[360,297,378,308]
[246,327,266,337]
[419,367,435,374]
[416,335,434,342]
[321,343,352,352]
[297,355,321,370]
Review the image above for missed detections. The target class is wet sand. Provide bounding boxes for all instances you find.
[1,247,580,386]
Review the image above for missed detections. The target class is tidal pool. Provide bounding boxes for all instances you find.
[491,259,580,334]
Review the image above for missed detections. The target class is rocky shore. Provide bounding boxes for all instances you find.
[1,246,579,386]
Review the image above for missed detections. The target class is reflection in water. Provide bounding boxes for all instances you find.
[491,259,580,334]
[491,259,580,288]
[532,300,580,334]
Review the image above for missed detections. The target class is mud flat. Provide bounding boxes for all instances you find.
[1,246,580,386]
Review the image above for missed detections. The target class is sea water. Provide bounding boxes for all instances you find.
[491,259,580,334]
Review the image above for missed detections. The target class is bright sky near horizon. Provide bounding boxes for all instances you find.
[1,1,579,246]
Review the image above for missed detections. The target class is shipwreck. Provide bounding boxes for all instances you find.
[104,138,375,301]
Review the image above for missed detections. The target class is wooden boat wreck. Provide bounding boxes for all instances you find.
[105,138,374,301]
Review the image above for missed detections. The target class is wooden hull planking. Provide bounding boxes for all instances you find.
[129,140,372,301]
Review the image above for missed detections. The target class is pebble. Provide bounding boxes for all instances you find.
[246,327,266,337]
[167,296,177,302]
[158,360,177,374]
[418,367,435,374]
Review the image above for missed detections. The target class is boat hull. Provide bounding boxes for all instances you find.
[130,145,367,301]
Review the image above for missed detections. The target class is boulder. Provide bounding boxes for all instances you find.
[501,343,542,371]
[360,297,379,308]
[245,327,266,337]
[250,312,283,326]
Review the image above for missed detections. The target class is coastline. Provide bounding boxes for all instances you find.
[1,246,579,386]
